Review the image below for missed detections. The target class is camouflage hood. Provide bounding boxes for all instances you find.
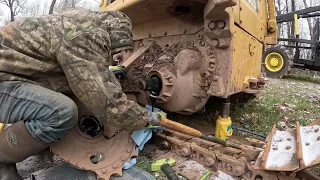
[97,11,133,55]
[59,8,133,55]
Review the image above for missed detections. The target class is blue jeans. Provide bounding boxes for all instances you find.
[0,81,78,144]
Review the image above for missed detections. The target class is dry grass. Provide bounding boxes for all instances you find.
[136,73,320,177]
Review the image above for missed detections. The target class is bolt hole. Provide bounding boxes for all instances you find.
[90,155,99,164]
[165,44,169,47]
[79,115,102,138]
[254,175,263,180]
[175,6,190,12]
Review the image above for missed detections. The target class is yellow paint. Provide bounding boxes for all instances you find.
[294,14,299,35]
[265,52,284,72]
[230,26,262,93]
[215,116,233,141]
[0,123,4,133]
[238,0,263,41]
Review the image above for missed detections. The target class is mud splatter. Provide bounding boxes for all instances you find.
[121,41,196,93]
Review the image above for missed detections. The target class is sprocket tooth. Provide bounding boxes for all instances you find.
[50,99,137,180]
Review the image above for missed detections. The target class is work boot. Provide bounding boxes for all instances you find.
[0,121,49,180]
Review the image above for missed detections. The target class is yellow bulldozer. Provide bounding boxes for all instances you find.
[48,0,320,180]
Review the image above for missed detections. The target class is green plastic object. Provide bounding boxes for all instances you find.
[200,170,213,180]
[151,158,176,172]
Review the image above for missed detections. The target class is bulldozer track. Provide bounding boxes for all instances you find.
[156,127,320,180]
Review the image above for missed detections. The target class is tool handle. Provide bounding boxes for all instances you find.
[0,123,4,133]
[159,117,202,138]
[161,164,179,180]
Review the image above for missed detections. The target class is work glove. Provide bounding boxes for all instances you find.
[148,111,167,126]
[109,65,127,79]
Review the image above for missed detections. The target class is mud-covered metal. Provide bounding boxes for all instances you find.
[50,99,137,180]
[100,0,276,114]
[256,122,320,173]
[157,128,320,180]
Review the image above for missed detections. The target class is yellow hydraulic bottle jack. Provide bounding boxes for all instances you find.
[0,123,4,133]
[215,97,233,141]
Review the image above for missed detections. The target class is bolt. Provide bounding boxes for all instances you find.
[210,58,216,63]
[305,142,310,146]
[240,7,242,11]
[126,147,132,153]
[181,147,191,156]
[273,147,278,150]
[210,63,215,68]
[208,21,216,30]
[162,141,170,147]
[315,128,319,133]
[199,40,205,46]
[140,43,144,47]
[286,146,291,150]
[168,78,173,83]
[250,161,255,165]
[212,39,219,47]
[102,169,107,173]
[206,48,213,56]
[219,39,227,47]
[240,20,243,24]
[217,21,226,29]
[226,163,233,172]
[317,136,320,141]
[205,157,215,166]
[113,164,118,169]
[121,157,126,161]
[197,34,203,40]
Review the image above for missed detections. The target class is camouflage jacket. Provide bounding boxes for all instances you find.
[0,8,148,131]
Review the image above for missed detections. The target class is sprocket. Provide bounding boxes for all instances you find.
[50,98,137,180]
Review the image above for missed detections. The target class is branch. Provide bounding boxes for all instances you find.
[49,0,57,14]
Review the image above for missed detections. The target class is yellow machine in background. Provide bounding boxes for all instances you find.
[100,0,277,139]
[100,0,277,112]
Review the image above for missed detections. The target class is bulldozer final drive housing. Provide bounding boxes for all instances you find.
[47,0,320,180]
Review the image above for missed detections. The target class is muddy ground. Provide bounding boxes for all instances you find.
[136,70,320,178]
[17,69,320,179]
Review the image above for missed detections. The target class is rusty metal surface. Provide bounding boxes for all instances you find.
[50,99,137,180]
[101,0,274,112]
[255,123,320,173]
[157,128,320,180]
[157,129,256,177]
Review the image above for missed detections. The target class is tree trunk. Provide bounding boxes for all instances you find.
[276,0,282,38]
[285,0,293,53]
[10,6,15,22]
[49,0,57,14]
[302,0,313,39]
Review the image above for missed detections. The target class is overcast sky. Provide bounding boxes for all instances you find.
[0,0,318,40]
[0,0,99,25]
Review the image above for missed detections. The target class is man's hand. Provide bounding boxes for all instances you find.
[148,111,167,126]
[109,65,127,79]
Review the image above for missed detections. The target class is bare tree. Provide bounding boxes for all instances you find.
[302,0,313,39]
[54,0,81,12]
[49,0,57,14]
[0,0,26,22]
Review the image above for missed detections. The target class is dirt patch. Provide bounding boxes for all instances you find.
[121,41,196,93]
